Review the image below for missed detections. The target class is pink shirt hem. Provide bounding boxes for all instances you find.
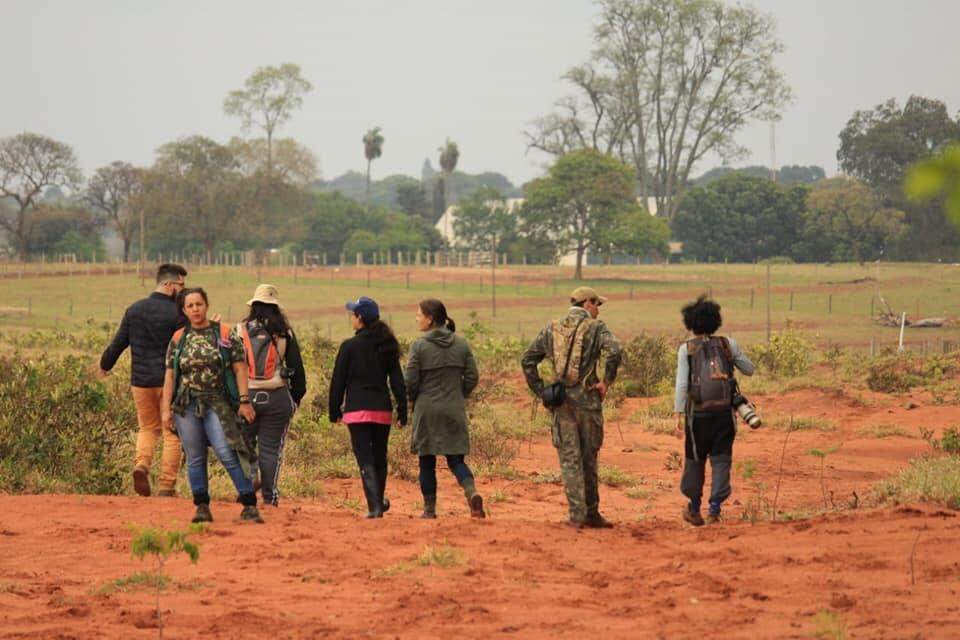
[342,410,393,425]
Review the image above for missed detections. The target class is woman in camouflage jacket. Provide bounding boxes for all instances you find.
[161,288,263,524]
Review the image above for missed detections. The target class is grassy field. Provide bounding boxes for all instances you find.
[1,261,958,350]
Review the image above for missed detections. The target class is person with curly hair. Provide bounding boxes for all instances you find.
[673,295,755,526]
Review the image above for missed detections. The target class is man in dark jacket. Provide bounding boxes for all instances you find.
[522,287,622,529]
[100,263,187,497]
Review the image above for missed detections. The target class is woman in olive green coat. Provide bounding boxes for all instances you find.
[405,299,484,519]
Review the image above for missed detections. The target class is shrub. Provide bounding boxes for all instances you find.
[0,354,136,493]
[875,455,960,509]
[619,333,674,397]
[749,326,812,378]
[866,352,920,393]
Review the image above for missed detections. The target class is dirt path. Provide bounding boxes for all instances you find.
[1,386,959,638]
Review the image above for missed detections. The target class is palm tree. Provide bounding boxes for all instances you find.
[363,127,384,211]
[437,138,459,238]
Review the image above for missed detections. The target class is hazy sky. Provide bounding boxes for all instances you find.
[4,0,959,186]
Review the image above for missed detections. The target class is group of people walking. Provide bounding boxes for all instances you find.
[101,264,755,528]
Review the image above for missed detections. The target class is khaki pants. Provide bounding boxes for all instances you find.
[132,386,182,491]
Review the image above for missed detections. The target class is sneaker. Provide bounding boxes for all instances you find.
[240,505,265,523]
[585,513,614,529]
[192,504,213,523]
[469,495,486,519]
[132,466,151,497]
[156,489,176,498]
[682,505,705,527]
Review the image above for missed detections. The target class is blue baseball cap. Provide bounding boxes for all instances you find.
[345,296,380,324]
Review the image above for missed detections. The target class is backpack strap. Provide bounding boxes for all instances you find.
[559,317,586,384]
[171,327,189,396]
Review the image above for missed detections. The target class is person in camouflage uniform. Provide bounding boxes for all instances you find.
[161,287,263,524]
[522,287,622,529]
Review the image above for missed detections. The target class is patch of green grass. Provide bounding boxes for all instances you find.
[416,541,465,568]
[875,455,960,509]
[770,415,838,432]
[531,470,563,484]
[332,496,365,512]
[489,488,512,503]
[857,423,913,439]
[812,609,848,640]
[95,571,170,595]
[599,465,639,488]
[625,486,652,500]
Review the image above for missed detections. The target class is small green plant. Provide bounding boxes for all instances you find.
[812,609,848,640]
[736,459,769,524]
[489,488,512,503]
[416,541,465,568]
[940,427,960,454]
[865,350,920,393]
[129,525,200,640]
[808,444,842,509]
[821,344,845,377]
[625,486,652,500]
[598,465,639,488]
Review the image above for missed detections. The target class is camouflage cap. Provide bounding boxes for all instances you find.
[570,286,607,305]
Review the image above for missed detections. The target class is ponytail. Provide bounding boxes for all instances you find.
[419,298,456,333]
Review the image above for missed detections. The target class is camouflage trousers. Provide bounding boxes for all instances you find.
[551,403,604,522]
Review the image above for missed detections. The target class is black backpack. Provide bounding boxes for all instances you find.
[686,336,735,413]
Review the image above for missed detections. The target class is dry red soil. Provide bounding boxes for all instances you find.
[2,385,959,639]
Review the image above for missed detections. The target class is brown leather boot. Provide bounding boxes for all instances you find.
[469,494,486,519]
[132,466,151,497]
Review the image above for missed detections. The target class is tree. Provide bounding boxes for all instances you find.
[228,137,317,186]
[801,177,905,263]
[223,63,313,179]
[84,162,143,262]
[363,127,384,211]
[26,205,104,260]
[395,179,429,218]
[437,138,459,213]
[906,143,960,230]
[453,186,516,252]
[526,0,791,220]
[521,149,635,280]
[149,136,242,262]
[0,132,82,259]
[671,174,806,262]
[600,207,670,261]
[837,96,960,259]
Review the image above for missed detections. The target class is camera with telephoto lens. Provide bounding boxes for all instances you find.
[732,394,761,429]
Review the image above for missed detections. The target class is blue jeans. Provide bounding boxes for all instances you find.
[418,455,474,497]
[175,401,254,501]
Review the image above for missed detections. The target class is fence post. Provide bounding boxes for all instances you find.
[405,272,410,289]
[789,291,794,312]
[749,289,754,309]
[828,294,832,314]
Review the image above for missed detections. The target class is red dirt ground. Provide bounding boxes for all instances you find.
[2,384,959,639]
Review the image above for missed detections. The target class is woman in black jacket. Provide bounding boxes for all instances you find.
[329,296,407,518]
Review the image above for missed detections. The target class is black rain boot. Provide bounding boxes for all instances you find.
[360,466,383,519]
[377,468,390,514]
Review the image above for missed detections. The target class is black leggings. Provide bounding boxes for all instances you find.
[418,455,474,497]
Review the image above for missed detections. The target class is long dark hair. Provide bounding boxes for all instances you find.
[245,301,291,337]
[359,317,399,364]
[177,287,208,314]
[419,298,456,332]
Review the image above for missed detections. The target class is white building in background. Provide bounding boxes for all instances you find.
[435,197,661,265]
